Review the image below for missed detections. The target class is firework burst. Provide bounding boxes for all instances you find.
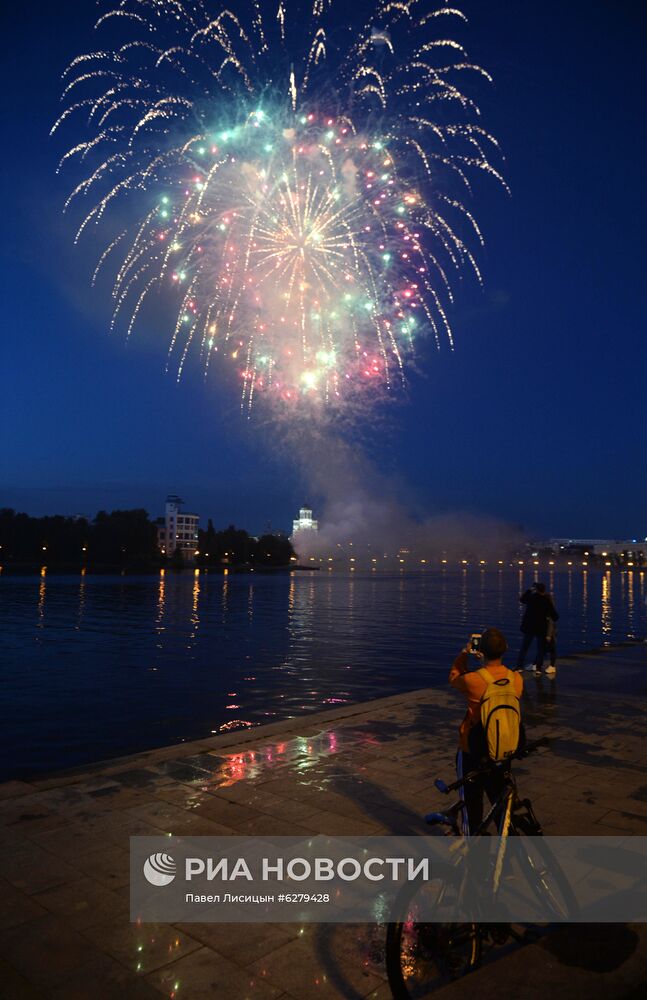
[54,0,506,411]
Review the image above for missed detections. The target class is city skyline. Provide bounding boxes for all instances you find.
[1,494,644,559]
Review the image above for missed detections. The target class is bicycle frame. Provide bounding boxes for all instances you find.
[426,769,515,837]
[385,738,574,1000]
[427,742,547,904]
[428,738,548,836]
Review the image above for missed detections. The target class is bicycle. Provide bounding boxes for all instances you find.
[385,737,579,998]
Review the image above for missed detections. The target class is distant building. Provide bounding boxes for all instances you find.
[549,538,645,558]
[292,504,318,537]
[526,537,646,564]
[157,495,200,562]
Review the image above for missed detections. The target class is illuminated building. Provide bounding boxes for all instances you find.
[157,495,199,562]
[291,505,319,537]
[550,538,645,559]
[525,537,647,566]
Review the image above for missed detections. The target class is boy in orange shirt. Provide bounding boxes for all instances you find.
[449,628,523,833]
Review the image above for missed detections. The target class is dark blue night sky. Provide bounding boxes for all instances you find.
[1,0,645,537]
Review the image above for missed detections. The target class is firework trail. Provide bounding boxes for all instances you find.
[54,0,505,411]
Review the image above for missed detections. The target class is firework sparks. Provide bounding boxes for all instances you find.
[54,0,505,411]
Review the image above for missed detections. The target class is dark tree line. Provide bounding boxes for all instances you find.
[196,520,295,568]
[0,509,295,569]
[0,508,159,568]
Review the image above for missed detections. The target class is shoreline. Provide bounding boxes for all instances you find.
[11,638,645,790]
[0,563,306,576]
[1,562,645,576]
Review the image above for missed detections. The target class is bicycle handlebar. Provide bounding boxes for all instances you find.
[434,737,550,795]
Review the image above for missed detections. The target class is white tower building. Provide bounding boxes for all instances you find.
[292,504,319,536]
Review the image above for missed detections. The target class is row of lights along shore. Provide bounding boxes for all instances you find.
[1,547,642,573]
[298,556,642,571]
[10,556,647,576]
[15,560,644,579]
[5,562,644,582]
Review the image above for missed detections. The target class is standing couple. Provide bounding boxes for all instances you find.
[517,582,558,676]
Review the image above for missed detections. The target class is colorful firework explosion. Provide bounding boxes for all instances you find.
[54,0,505,410]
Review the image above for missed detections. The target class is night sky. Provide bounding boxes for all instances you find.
[1,0,645,538]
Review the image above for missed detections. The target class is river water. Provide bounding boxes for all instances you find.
[2,567,645,779]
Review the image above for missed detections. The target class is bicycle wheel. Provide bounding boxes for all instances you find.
[385,872,482,999]
[510,825,580,920]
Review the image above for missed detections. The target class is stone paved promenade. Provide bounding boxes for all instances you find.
[1,644,646,999]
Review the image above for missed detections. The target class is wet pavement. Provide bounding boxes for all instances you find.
[1,643,646,999]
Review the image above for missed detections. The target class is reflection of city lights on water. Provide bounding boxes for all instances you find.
[627,571,635,636]
[601,571,612,636]
[216,720,255,734]
[38,575,47,625]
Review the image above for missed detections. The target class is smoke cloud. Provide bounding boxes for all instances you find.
[287,429,523,566]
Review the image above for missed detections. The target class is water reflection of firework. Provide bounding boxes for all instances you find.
[55,1,505,410]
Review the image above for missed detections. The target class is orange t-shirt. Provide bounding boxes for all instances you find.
[449,652,523,752]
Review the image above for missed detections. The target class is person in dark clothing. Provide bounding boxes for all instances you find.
[516,582,559,674]
[545,614,558,675]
